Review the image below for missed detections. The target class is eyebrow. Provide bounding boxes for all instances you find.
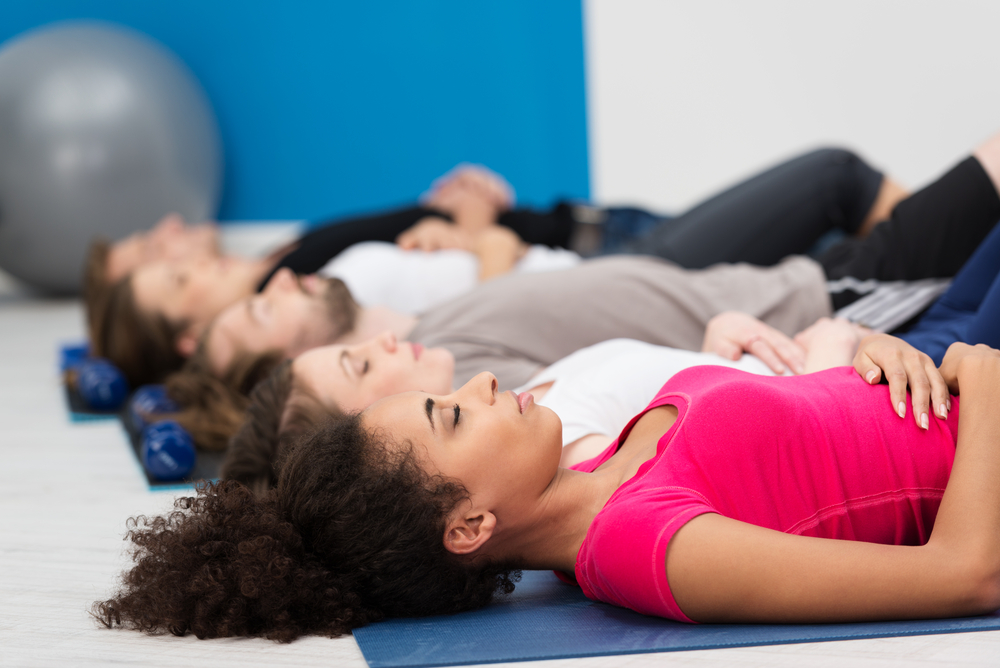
[425,397,435,432]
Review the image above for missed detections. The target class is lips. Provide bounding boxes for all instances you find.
[411,342,423,360]
[509,390,533,414]
[299,273,321,295]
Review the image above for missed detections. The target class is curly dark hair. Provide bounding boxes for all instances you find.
[93,414,520,641]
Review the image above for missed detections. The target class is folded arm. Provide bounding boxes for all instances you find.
[667,344,1000,624]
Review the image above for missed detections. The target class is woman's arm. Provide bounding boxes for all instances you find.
[472,226,528,281]
[793,317,867,373]
[666,344,1000,624]
[702,313,866,376]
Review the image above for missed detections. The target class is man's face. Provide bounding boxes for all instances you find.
[207,269,345,375]
[106,213,220,283]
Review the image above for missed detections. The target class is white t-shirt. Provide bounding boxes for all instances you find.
[318,241,581,315]
[514,339,776,446]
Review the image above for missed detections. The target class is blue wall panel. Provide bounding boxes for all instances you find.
[0,1,589,222]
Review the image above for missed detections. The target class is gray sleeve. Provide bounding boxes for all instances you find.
[409,255,830,388]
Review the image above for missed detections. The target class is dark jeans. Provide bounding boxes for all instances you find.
[901,220,1000,364]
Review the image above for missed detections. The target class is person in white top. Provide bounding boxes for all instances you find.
[514,339,773,461]
[221,313,869,493]
[319,240,580,315]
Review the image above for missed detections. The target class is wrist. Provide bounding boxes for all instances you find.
[956,355,1000,392]
[453,203,497,231]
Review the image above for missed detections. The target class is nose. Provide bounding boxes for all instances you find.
[263,267,297,293]
[155,212,185,236]
[461,372,497,405]
[376,330,398,353]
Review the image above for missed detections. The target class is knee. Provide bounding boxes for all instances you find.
[808,147,862,169]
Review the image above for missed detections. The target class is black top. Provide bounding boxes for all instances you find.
[257,203,577,291]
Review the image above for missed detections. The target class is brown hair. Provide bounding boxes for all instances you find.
[221,360,334,494]
[90,274,189,389]
[83,238,112,345]
[164,275,359,452]
[93,417,519,641]
[163,341,286,451]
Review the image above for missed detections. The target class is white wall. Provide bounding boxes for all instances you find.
[585,0,1000,211]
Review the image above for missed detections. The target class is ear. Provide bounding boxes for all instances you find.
[443,510,496,555]
[175,325,202,358]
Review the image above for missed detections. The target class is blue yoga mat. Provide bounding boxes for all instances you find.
[354,570,1000,668]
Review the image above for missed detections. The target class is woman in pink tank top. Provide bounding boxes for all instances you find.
[97,337,1000,639]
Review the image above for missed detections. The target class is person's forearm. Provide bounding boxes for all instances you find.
[927,357,1000,561]
[473,227,526,281]
[802,334,858,373]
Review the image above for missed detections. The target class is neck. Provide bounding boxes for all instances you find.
[338,306,418,345]
[490,467,622,573]
[489,405,678,573]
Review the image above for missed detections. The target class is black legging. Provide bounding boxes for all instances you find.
[626,148,884,268]
[817,157,1000,283]
[630,150,1000,294]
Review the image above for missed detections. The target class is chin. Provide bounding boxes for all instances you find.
[538,404,563,438]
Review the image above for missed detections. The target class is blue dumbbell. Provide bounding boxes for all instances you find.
[141,420,196,482]
[75,358,129,411]
[130,384,180,429]
[59,342,91,372]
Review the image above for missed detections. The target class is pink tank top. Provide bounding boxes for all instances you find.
[567,366,960,622]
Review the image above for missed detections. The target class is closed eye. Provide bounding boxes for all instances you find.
[453,404,460,428]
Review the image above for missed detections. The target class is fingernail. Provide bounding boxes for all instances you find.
[865,370,877,383]
[920,413,928,430]
[897,401,906,418]
[939,403,948,418]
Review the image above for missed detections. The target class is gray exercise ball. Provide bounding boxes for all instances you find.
[0,21,222,294]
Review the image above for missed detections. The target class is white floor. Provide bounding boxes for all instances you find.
[2,257,1000,667]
